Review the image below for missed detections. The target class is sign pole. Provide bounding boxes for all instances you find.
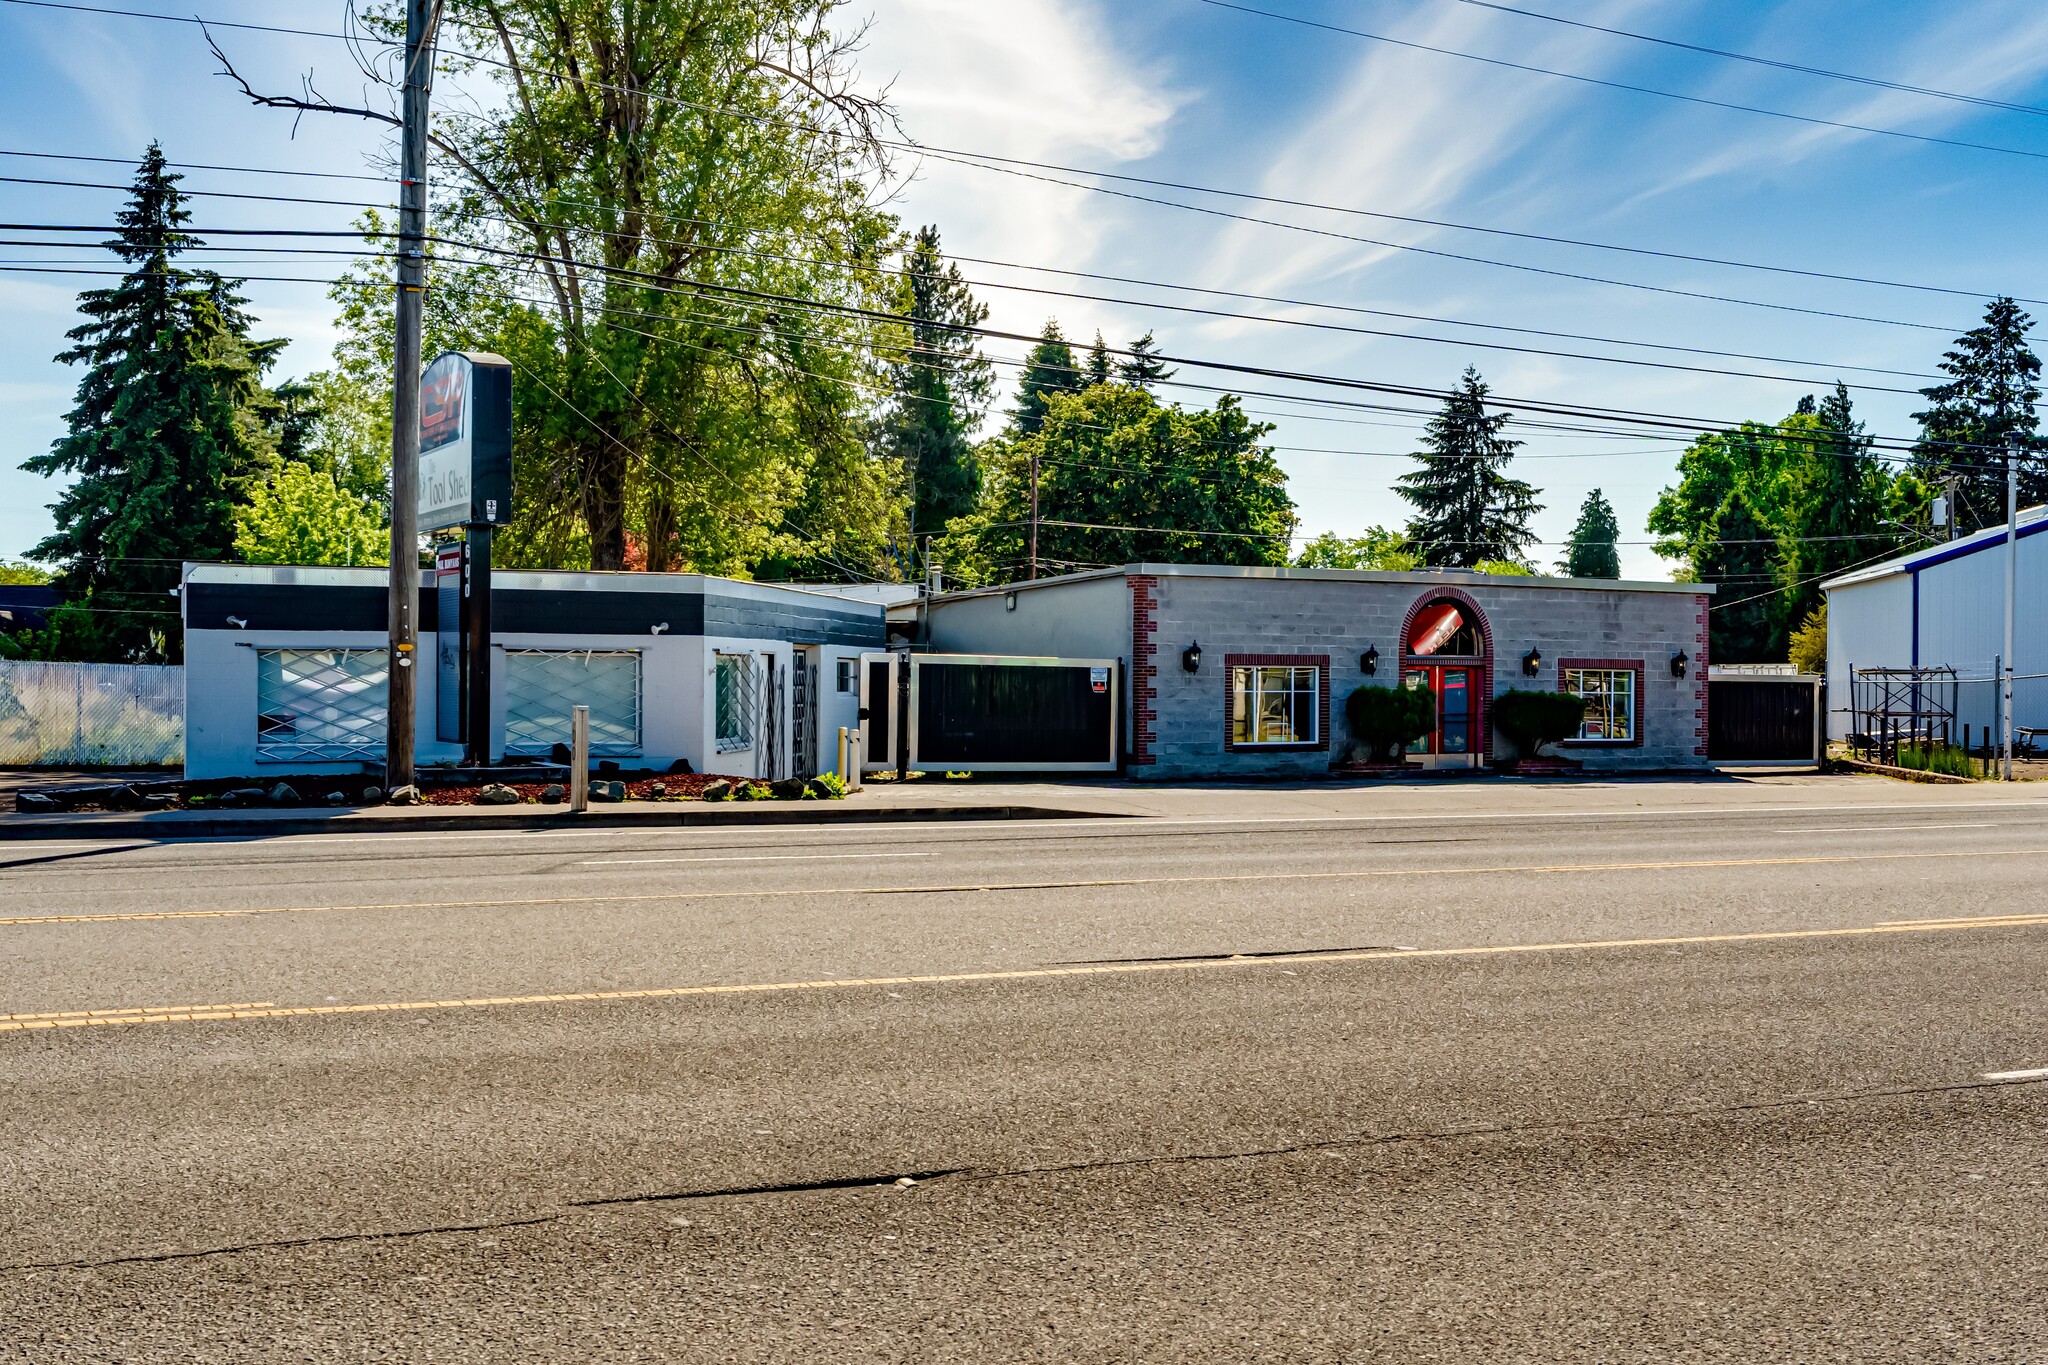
[2004,434,2019,782]
[385,0,434,793]
[464,524,493,766]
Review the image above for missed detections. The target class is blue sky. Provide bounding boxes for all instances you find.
[5,0,2048,577]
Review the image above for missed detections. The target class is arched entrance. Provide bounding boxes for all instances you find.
[1399,588,1493,768]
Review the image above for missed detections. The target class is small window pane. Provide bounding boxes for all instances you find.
[1562,668,1636,742]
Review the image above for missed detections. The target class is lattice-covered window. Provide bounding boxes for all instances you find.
[715,652,756,753]
[505,648,642,757]
[255,648,388,762]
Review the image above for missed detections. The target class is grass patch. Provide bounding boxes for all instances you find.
[1894,742,1977,778]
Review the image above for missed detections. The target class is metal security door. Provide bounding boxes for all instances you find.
[762,658,785,780]
[791,649,819,779]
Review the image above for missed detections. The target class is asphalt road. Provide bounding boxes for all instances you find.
[4,781,2046,1361]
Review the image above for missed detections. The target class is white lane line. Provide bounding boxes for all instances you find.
[1774,823,2000,833]
[1980,1067,2048,1082]
[575,852,937,866]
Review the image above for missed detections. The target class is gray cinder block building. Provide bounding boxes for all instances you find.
[914,564,1713,779]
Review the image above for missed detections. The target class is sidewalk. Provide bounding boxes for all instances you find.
[8,768,2048,841]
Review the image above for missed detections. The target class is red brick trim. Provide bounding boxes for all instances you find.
[1399,587,1494,761]
[1223,653,1330,752]
[1557,657,1646,748]
[1129,575,1158,766]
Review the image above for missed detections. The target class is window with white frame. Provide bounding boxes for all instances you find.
[1562,667,1636,742]
[714,652,756,752]
[1230,665,1320,747]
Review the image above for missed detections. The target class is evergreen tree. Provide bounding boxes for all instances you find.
[21,144,283,661]
[1779,383,1897,630]
[1559,488,1621,578]
[1085,331,1112,387]
[1397,367,1542,568]
[1701,490,1783,663]
[1012,320,1082,435]
[1117,330,1173,392]
[1912,297,2045,531]
[876,225,993,541]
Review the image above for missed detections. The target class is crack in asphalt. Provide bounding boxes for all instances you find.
[1053,945,1409,966]
[6,1074,2041,1277]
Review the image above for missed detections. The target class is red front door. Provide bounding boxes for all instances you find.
[1403,666,1474,757]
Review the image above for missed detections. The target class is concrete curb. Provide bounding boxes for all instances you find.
[0,802,1124,841]
[1830,758,1978,785]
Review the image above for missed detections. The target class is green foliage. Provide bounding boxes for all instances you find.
[1913,297,2046,532]
[1895,742,1975,778]
[944,385,1295,584]
[1343,684,1434,763]
[1398,367,1542,568]
[1492,689,1588,758]
[1788,604,1827,675]
[20,144,287,662]
[737,780,773,801]
[1117,332,1174,393]
[806,771,848,799]
[1560,488,1622,578]
[1085,332,1113,387]
[1472,559,1535,577]
[1012,320,1083,436]
[1648,421,1792,573]
[0,561,52,585]
[1779,386,1898,629]
[877,225,993,544]
[1701,489,1783,663]
[234,462,389,567]
[1294,527,1418,571]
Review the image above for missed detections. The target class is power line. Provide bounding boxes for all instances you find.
[1443,0,2048,119]
[1192,0,2048,163]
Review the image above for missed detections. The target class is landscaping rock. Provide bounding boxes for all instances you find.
[589,780,626,803]
[267,782,300,806]
[226,787,268,807]
[477,783,521,805]
[142,794,174,811]
[540,784,566,805]
[549,742,572,765]
[666,758,695,775]
[16,792,60,814]
[649,782,667,800]
[324,791,346,806]
[109,785,146,810]
[700,779,732,801]
[386,784,421,807]
[597,760,621,774]
[771,777,807,800]
[360,785,385,805]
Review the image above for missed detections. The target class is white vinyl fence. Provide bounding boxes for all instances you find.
[0,660,183,766]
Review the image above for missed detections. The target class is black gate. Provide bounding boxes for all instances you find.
[1709,679,1820,761]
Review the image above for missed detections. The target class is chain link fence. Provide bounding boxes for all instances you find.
[0,660,184,766]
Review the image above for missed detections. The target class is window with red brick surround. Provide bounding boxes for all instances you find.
[1223,653,1330,752]
[1557,657,1646,748]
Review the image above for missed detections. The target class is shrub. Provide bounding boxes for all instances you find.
[1344,684,1435,763]
[1492,689,1588,758]
[737,780,773,801]
[1895,742,1975,778]
[807,771,849,800]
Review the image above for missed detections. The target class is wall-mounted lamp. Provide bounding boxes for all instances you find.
[1360,644,1379,676]
[650,622,669,636]
[1004,592,1018,612]
[1670,650,1689,679]
[1181,641,1203,673]
[1521,647,1542,676]
[226,616,249,630]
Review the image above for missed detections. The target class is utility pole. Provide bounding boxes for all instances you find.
[385,0,434,792]
[2003,434,2019,781]
[1028,452,1040,580]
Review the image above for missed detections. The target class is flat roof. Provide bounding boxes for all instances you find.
[1820,506,2048,591]
[180,562,884,610]
[926,562,1712,607]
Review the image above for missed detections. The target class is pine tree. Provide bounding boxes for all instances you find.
[877,225,993,541]
[1780,382,1897,630]
[1117,330,1173,392]
[1559,488,1621,578]
[1912,297,2045,531]
[21,144,283,661]
[1011,320,1082,436]
[1085,331,1112,387]
[1397,367,1542,568]
[1701,490,1784,663]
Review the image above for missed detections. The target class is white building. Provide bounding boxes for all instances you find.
[1821,507,2048,743]
[180,563,885,781]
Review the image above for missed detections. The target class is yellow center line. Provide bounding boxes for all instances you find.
[5,845,2048,927]
[5,914,2044,1034]
[1,1001,277,1022]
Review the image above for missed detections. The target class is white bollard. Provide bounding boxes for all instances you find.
[836,726,850,784]
[570,704,589,813]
